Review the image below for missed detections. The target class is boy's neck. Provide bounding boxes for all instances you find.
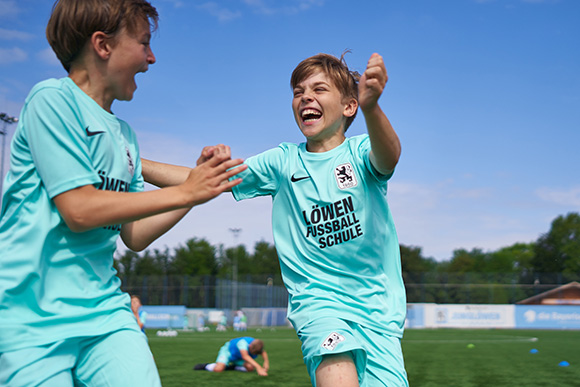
[68,70,114,113]
[306,133,346,153]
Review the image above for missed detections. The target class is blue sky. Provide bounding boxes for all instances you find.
[1,0,578,261]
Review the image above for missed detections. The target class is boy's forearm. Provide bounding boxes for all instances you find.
[363,104,401,175]
[54,184,191,234]
[242,355,263,371]
[142,158,190,187]
[121,207,191,251]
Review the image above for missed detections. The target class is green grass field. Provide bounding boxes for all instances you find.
[149,327,580,386]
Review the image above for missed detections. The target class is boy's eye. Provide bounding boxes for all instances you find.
[293,89,303,97]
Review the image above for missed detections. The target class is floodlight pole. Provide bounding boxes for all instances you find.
[229,227,242,311]
[0,113,19,207]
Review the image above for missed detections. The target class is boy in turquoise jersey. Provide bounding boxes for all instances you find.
[0,0,246,386]
[194,337,269,376]
[230,53,408,387]
[142,52,408,386]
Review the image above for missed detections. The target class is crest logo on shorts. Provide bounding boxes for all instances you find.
[334,163,357,190]
[322,332,345,351]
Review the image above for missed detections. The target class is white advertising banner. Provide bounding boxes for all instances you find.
[424,304,515,328]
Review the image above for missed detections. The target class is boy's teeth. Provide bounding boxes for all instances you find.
[302,109,322,120]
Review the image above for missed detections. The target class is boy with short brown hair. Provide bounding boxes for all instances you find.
[0,1,245,385]
[230,52,408,386]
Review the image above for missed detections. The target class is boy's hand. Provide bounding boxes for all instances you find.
[196,144,230,165]
[257,366,268,376]
[180,151,246,206]
[358,53,388,112]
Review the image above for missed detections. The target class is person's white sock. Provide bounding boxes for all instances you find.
[235,366,247,372]
[205,363,217,372]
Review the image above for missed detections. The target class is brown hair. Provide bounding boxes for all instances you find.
[250,339,264,354]
[290,52,360,131]
[46,0,159,72]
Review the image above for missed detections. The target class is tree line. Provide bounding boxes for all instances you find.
[115,212,580,287]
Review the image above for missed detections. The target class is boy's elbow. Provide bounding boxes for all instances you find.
[121,229,150,252]
[126,242,148,253]
[371,152,400,176]
[61,211,95,233]
[122,237,148,252]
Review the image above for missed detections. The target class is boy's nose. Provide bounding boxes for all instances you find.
[147,48,156,65]
[301,93,314,102]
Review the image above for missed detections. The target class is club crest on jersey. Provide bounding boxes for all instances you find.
[322,332,345,351]
[126,146,135,176]
[334,163,357,189]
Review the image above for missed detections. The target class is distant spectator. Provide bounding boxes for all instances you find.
[233,311,242,331]
[240,311,248,331]
[216,311,228,332]
[131,295,147,333]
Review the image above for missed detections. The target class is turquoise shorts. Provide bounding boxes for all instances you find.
[297,317,408,387]
[0,328,160,387]
[216,343,245,366]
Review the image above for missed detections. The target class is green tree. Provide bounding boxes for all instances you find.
[251,241,280,276]
[400,244,437,273]
[533,212,580,275]
[171,237,219,276]
[134,250,163,275]
[488,242,535,274]
[115,249,140,278]
[446,248,488,273]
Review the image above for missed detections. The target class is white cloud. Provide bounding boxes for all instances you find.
[0,28,34,41]
[158,0,185,7]
[197,2,242,22]
[243,0,324,15]
[37,48,60,67]
[447,187,492,200]
[536,186,580,207]
[0,47,27,64]
[0,0,20,17]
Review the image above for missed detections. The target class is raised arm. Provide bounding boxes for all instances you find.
[359,53,401,175]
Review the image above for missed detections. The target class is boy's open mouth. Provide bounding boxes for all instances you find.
[301,108,322,123]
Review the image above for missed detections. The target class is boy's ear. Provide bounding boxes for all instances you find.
[91,31,113,61]
[343,98,358,118]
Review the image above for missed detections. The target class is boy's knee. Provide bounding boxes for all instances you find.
[213,363,226,373]
[244,363,255,372]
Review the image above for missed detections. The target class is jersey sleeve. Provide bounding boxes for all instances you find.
[23,87,101,198]
[356,135,393,184]
[236,338,250,352]
[231,146,286,201]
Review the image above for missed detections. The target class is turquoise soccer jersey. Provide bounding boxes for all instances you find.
[232,135,406,337]
[0,77,142,352]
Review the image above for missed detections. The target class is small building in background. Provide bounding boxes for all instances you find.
[517,281,580,305]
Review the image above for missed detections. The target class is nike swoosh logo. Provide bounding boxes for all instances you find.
[85,126,105,137]
[291,174,311,182]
